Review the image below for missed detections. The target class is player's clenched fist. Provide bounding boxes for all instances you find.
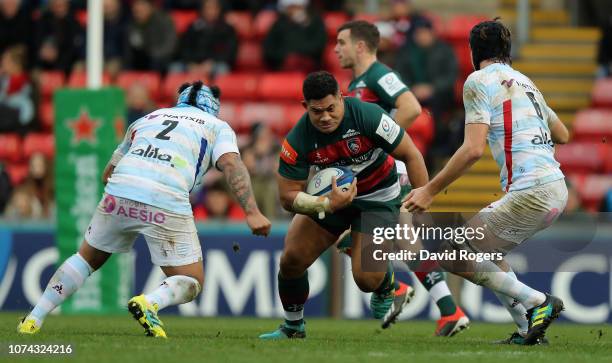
[246,211,272,236]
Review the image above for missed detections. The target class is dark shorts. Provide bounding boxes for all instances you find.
[334,185,411,249]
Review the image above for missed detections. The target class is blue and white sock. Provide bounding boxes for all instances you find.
[28,253,94,326]
[145,275,201,311]
[492,269,529,336]
[473,260,545,310]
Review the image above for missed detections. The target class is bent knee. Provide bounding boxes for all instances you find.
[280,251,308,278]
[352,271,384,292]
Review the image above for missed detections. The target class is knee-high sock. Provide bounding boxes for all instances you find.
[414,260,457,316]
[28,253,94,325]
[278,271,309,325]
[493,269,528,335]
[145,275,201,311]
[474,260,545,309]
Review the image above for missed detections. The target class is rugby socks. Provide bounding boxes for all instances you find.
[374,263,396,295]
[412,259,457,316]
[145,275,201,311]
[278,272,309,326]
[473,260,546,310]
[28,253,94,326]
[493,269,528,336]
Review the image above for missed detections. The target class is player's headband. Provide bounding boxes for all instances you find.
[176,85,220,117]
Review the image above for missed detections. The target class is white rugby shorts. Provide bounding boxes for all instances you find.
[85,193,202,266]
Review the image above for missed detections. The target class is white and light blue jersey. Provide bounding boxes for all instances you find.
[463,63,564,192]
[105,105,239,215]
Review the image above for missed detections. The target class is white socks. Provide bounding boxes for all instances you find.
[492,269,529,335]
[29,253,94,325]
[145,275,201,311]
[473,260,545,310]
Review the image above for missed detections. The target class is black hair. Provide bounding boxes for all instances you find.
[210,85,221,99]
[187,80,204,106]
[302,71,339,101]
[469,18,512,70]
[337,20,380,52]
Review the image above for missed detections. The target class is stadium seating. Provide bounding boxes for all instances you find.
[572,109,612,142]
[453,44,473,79]
[257,73,304,101]
[323,12,350,38]
[555,142,608,174]
[170,10,198,34]
[226,11,253,41]
[116,72,162,101]
[6,163,28,186]
[253,10,277,39]
[239,102,286,135]
[405,108,435,155]
[323,43,343,74]
[162,72,204,102]
[75,9,87,27]
[67,71,111,88]
[0,134,21,163]
[235,42,264,71]
[444,15,489,41]
[591,79,612,108]
[214,73,259,100]
[218,102,242,130]
[23,133,54,160]
[352,13,379,23]
[39,101,54,131]
[579,175,612,211]
[284,103,306,128]
[38,71,65,101]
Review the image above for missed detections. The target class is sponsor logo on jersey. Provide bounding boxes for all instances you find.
[377,72,405,96]
[342,128,360,138]
[375,114,401,143]
[130,144,176,166]
[531,127,554,147]
[347,137,361,155]
[280,139,298,165]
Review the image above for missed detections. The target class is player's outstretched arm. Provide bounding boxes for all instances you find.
[217,152,271,236]
[403,123,489,212]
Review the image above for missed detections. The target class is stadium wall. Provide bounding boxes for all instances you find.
[0,221,610,323]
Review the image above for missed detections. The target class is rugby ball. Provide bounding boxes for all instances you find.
[306,167,355,196]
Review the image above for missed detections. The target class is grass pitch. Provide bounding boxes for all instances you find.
[1,313,610,363]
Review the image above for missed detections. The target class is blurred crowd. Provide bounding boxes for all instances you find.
[0,0,608,221]
[0,0,468,222]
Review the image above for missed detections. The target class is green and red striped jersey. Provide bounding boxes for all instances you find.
[279,97,404,202]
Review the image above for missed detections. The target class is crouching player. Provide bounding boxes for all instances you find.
[18,82,271,337]
[260,71,428,339]
[404,20,570,345]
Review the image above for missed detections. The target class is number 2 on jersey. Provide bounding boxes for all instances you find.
[525,92,543,120]
[155,120,178,140]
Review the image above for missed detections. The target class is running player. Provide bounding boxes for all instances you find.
[259,71,428,339]
[18,82,271,337]
[335,20,468,335]
[404,19,570,345]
